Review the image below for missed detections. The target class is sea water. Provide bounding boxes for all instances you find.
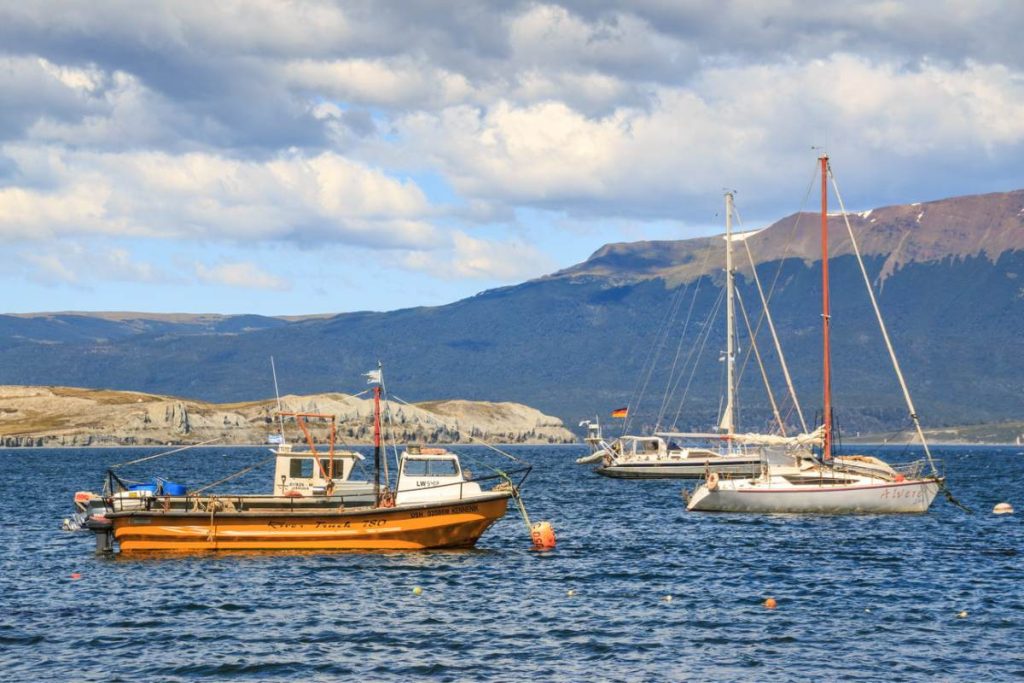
[0,445,1022,681]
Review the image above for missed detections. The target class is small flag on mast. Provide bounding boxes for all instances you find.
[365,369,382,385]
[611,407,628,419]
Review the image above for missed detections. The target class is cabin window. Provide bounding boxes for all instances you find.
[403,459,429,476]
[319,459,336,478]
[290,458,314,478]
[428,459,458,476]
[403,458,459,476]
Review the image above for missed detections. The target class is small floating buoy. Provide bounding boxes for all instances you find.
[530,521,556,549]
[993,502,1014,515]
[412,586,423,596]
[957,610,968,619]
[663,595,673,603]
[763,597,777,609]
[566,589,576,597]
[70,572,81,580]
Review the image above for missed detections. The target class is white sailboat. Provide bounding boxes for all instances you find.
[592,192,779,479]
[687,155,944,513]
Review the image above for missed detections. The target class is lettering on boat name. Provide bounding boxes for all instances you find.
[880,486,927,501]
[408,504,479,519]
[265,519,388,530]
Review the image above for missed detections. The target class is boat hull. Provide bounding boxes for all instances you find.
[596,456,762,479]
[686,477,942,513]
[108,494,510,553]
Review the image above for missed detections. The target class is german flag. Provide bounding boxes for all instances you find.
[610,407,628,419]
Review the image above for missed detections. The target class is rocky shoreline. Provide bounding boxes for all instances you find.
[0,386,577,447]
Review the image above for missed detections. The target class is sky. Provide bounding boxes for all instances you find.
[1,1,1023,316]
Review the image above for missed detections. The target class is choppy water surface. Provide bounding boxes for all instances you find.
[1,444,1022,681]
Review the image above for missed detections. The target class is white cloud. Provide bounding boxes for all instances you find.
[389,53,1024,218]
[194,261,290,291]
[0,146,441,248]
[16,244,168,286]
[283,58,474,109]
[401,231,556,281]
[1,2,1024,312]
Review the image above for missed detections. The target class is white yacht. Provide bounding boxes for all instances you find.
[593,433,761,478]
[583,191,794,480]
[686,155,944,514]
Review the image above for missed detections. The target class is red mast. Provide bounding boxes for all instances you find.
[820,155,833,461]
[373,383,382,502]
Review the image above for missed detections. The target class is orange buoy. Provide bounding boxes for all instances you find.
[993,502,1014,515]
[530,521,556,549]
[763,597,777,609]
[70,573,81,580]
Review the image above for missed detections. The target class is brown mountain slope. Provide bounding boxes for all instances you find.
[553,189,1024,286]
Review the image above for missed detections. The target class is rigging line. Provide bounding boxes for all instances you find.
[735,287,786,435]
[655,245,717,428]
[714,326,729,432]
[742,236,808,433]
[739,163,819,340]
[730,207,780,387]
[108,438,222,470]
[730,201,809,433]
[625,280,687,434]
[661,284,723,429]
[622,266,694,435]
[669,286,726,429]
[191,452,278,495]
[388,393,529,465]
[646,278,695,429]
[377,376,400,486]
[667,281,726,409]
[828,167,939,478]
[619,283,681,435]
[670,285,725,428]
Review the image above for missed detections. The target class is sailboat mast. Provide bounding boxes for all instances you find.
[820,155,833,460]
[724,191,736,438]
[373,383,382,504]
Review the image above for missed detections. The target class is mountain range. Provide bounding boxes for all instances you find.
[2,188,1022,438]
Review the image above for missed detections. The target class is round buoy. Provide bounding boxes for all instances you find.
[707,472,720,491]
[993,502,1014,515]
[531,521,556,549]
[566,589,576,597]
[412,586,423,596]
[663,595,673,603]
[957,610,968,619]
[763,597,777,609]
[70,572,81,580]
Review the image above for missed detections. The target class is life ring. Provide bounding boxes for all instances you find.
[707,472,720,491]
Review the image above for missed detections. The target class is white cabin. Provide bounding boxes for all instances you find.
[272,444,365,496]
[394,447,482,505]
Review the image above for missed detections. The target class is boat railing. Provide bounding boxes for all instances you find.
[891,458,940,479]
[104,463,532,513]
[398,464,533,499]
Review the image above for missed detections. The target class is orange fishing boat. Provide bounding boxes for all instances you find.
[73,365,530,554]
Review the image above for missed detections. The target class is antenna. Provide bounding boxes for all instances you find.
[270,356,285,438]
